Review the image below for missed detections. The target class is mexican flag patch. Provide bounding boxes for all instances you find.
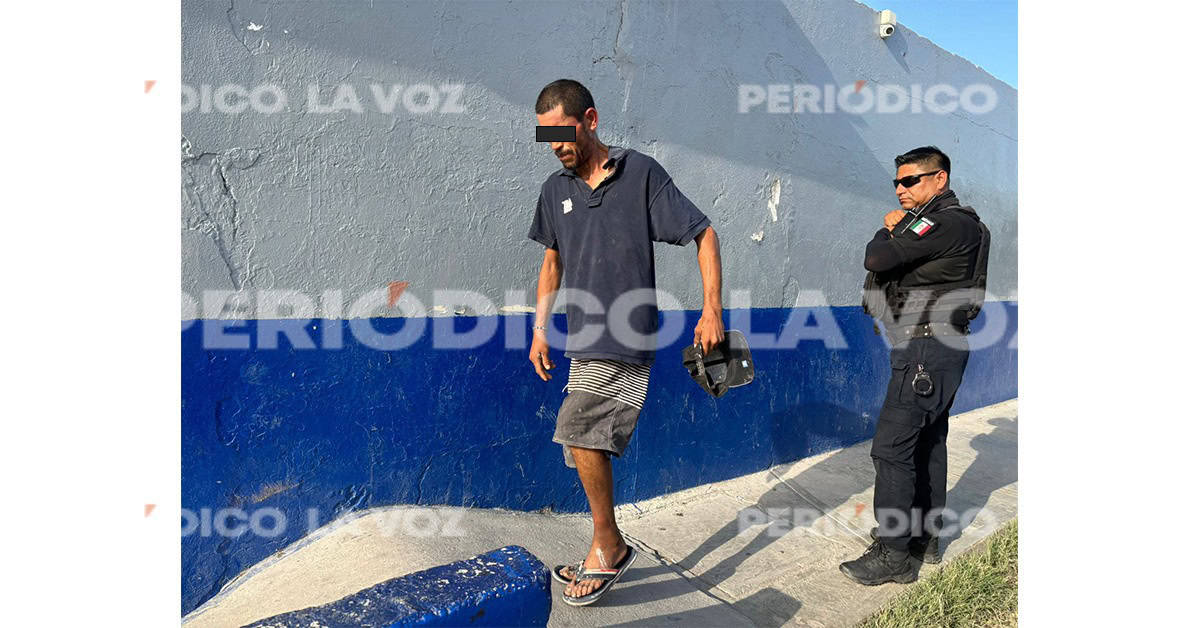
[908,217,936,236]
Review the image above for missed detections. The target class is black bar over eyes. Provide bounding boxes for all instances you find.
[536,126,575,142]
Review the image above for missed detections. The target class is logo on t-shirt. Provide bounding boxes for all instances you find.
[562,198,573,214]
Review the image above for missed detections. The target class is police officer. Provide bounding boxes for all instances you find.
[840,146,990,585]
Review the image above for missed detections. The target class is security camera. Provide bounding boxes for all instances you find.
[878,10,897,39]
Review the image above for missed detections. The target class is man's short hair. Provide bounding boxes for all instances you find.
[895,146,951,175]
[535,79,595,122]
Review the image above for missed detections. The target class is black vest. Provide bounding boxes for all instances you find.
[862,206,991,329]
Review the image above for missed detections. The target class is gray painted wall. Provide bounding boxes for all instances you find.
[182,0,1016,318]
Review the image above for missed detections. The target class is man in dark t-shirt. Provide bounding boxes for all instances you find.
[527,79,725,605]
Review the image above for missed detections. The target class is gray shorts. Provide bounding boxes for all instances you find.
[552,359,650,468]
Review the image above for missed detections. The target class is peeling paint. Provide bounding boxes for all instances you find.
[767,178,781,222]
[247,481,299,504]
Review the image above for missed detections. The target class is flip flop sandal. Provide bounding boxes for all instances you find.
[561,545,639,607]
[551,561,582,585]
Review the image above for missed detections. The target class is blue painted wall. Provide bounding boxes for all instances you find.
[182,302,1016,613]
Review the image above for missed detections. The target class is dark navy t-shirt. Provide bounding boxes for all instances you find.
[527,146,710,365]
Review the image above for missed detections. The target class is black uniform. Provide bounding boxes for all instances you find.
[861,189,989,553]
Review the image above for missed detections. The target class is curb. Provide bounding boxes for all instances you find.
[245,545,550,627]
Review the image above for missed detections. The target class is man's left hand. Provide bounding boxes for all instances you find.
[694,308,725,355]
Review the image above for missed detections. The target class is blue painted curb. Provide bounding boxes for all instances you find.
[245,545,550,627]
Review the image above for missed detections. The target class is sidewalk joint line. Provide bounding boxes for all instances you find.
[765,468,873,546]
[620,530,757,624]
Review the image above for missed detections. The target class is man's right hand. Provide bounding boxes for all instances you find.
[529,333,555,381]
[884,209,908,232]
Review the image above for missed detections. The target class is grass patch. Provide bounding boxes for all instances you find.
[860,520,1018,628]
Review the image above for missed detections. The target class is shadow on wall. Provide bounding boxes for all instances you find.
[204,0,899,193]
[185,0,1016,322]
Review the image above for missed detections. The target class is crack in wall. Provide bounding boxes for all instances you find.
[197,537,235,607]
[226,0,268,56]
[613,0,633,114]
[182,136,263,291]
[589,0,635,116]
[413,455,435,504]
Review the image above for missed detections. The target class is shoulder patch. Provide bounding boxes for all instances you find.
[908,216,937,237]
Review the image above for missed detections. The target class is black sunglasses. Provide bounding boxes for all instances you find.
[893,170,942,189]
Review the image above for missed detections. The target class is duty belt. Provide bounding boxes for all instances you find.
[885,322,967,345]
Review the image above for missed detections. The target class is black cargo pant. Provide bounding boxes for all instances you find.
[871,332,969,552]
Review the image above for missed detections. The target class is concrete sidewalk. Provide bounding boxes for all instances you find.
[184,399,1017,627]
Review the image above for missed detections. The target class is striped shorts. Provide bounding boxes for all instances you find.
[553,359,652,468]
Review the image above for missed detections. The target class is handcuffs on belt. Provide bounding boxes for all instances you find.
[912,363,934,397]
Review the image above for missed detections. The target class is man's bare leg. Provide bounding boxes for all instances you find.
[564,446,630,598]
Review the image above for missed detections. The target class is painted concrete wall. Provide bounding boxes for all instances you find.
[182,0,1016,313]
[182,306,1016,616]
[181,0,1017,616]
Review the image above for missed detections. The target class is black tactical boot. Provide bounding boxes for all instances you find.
[910,534,941,564]
[840,539,917,585]
[870,527,941,564]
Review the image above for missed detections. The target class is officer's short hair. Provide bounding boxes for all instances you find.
[895,146,951,175]
[535,79,596,122]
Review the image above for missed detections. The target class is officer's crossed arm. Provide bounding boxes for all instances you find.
[863,219,953,273]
